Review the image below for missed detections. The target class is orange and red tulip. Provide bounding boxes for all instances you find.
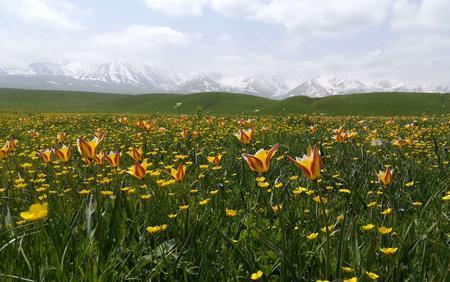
[0,141,10,159]
[28,129,39,138]
[207,154,222,165]
[137,120,154,131]
[239,118,254,127]
[37,149,53,164]
[94,128,105,141]
[170,164,186,182]
[105,150,120,168]
[128,159,149,180]
[287,145,321,181]
[180,129,188,139]
[77,136,101,161]
[54,145,71,163]
[242,144,279,174]
[234,129,253,144]
[377,167,393,186]
[128,147,143,162]
[7,138,17,151]
[333,132,346,142]
[56,132,65,142]
[94,152,105,165]
[309,125,317,134]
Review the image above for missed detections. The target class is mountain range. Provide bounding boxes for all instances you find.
[0,61,448,98]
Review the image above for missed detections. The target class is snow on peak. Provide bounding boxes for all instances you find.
[178,73,225,92]
[61,62,98,77]
[0,61,448,96]
[78,62,179,90]
[287,79,330,98]
[26,62,66,76]
[0,62,8,72]
[79,62,143,85]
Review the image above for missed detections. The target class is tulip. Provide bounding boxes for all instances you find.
[392,139,404,147]
[37,149,53,164]
[128,147,143,161]
[28,129,39,138]
[127,159,149,180]
[242,144,279,174]
[105,150,120,168]
[56,132,65,142]
[77,136,101,161]
[207,154,222,165]
[170,163,186,182]
[180,129,188,139]
[94,128,105,141]
[54,145,71,163]
[0,141,10,159]
[94,152,105,165]
[137,120,154,131]
[309,125,317,134]
[7,138,17,151]
[333,132,346,142]
[287,145,321,181]
[239,118,254,127]
[234,128,253,144]
[377,167,393,186]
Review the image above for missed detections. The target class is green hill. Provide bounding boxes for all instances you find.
[0,88,448,116]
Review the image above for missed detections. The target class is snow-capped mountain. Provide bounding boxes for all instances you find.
[0,62,9,74]
[79,62,179,91]
[141,66,181,91]
[242,76,289,97]
[177,73,290,97]
[25,63,67,76]
[178,73,226,93]
[0,61,448,97]
[284,76,449,99]
[286,79,330,98]
[61,61,97,77]
[80,62,146,85]
[316,76,368,95]
[214,75,289,97]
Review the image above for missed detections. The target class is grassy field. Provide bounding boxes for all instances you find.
[0,112,449,281]
[0,88,449,115]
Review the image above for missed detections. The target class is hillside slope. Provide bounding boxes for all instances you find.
[0,88,448,116]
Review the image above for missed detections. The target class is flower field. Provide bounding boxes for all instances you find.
[0,113,449,281]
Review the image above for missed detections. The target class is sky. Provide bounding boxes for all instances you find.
[0,0,449,86]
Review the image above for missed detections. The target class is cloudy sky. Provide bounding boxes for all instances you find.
[0,0,449,85]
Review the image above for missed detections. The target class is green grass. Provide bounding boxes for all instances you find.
[0,88,449,115]
[0,113,449,281]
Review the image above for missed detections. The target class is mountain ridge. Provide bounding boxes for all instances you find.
[0,61,448,98]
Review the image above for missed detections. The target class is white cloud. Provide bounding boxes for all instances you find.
[210,0,263,16]
[292,34,450,85]
[391,0,450,32]
[0,25,194,65]
[143,0,391,36]
[0,0,86,30]
[91,25,190,51]
[249,0,391,35]
[218,33,233,45]
[142,0,208,16]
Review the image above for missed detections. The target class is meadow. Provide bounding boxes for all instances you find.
[0,88,449,115]
[0,112,449,281]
